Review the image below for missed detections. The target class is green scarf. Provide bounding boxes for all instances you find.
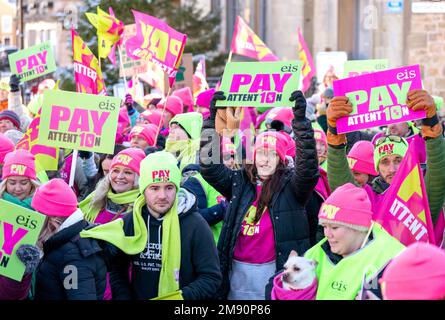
[80,193,182,298]
[80,194,147,255]
[2,192,33,210]
[79,188,140,223]
[165,139,200,173]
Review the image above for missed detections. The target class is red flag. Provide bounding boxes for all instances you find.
[297,28,315,92]
[374,142,436,246]
[231,16,279,61]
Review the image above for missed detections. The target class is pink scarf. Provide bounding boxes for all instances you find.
[271,273,317,300]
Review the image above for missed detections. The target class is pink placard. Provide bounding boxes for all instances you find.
[333,65,426,134]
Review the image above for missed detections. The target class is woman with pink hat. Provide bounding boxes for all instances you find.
[129,124,159,150]
[304,183,404,300]
[31,179,107,300]
[347,140,378,188]
[195,88,215,120]
[80,148,145,225]
[0,149,39,209]
[202,90,319,300]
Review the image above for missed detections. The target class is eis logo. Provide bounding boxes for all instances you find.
[331,280,347,293]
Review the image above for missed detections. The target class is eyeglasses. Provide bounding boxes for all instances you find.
[375,135,408,147]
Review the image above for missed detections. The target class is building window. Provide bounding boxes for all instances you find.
[2,16,12,34]
[4,37,10,46]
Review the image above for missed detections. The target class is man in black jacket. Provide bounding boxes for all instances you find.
[109,151,221,300]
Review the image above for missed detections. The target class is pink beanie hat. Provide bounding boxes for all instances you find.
[266,107,293,132]
[380,242,445,300]
[31,178,78,217]
[254,131,287,163]
[140,109,164,128]
[2,149,36,180]
[0,133,14,164]
[110,148,146,175]
[130,124,158,146]
[318,183,373,232]
[278,131,295,158]
[347,141,378,176]
[157,96,183,116]
[196,88,216,109]
[172,87,194,108]
[222,137,236,155]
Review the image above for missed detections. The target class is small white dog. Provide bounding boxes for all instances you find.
[281,250,317,290]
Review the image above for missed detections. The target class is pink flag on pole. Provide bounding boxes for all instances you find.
[125,10,187,88]
[231,16,279,62]
[374,142,435,246]
[297,28,315,92]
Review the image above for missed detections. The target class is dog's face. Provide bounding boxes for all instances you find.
[281,250,317,290]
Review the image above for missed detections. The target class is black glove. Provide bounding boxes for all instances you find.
[78,150,93,160]
[289,90,307,121]
[16,244,41,274]
[210,91,226,122]
[9,74,20,93]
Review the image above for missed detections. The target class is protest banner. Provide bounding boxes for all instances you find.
[8,41,57,82]
[0,200,46,281]
[343,59,388,78]
[374,141,435,246]
[119,24,148,77]
[72,29,107,95]
[125,10,187,86]
[16,112,59,171]
[333,64,426,134]
[166,53,193,92]
[38,90,120,154]
[216,61,302,108]
[230,15,279,62]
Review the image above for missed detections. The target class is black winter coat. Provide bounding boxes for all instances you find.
[109,198,222,300]
[34,220,107,300]
[200,116,320,299]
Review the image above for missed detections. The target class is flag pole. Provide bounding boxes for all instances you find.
[228,51,233,63]
[69,149,78,188]
[360,221,374,249]
[118,45,128,90]
[152,84,172,147]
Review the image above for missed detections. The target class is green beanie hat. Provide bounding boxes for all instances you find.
[139,151,181,193]
[170,112,203,140]
[373,136,408,172]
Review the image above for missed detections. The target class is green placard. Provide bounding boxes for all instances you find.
[216,61,302,108]
[8,41,57,82]
[0,199,46,281]
[38,90,121,154]
[343,59,389,78]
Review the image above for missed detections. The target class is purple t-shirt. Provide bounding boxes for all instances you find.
[233,184,276,264]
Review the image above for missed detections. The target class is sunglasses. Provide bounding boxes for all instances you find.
[375,135,408,147]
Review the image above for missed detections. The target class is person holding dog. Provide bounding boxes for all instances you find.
[200,90,319,300]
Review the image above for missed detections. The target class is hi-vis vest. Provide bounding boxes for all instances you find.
[191,172,224,244]
[304,224,404,300]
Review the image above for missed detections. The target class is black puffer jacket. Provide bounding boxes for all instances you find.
[200,111,320,299]
[34,220,107,300]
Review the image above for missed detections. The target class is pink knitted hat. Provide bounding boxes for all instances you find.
[130,124,159,146]
[0,133,14,164]
[157,96,183,116]
[221,137,236,155]
[31,178,78,217]
[110,148,146,175]
[196,88,216,109]
[172,87,194,108]
[266,107,293,132]
[318,183,373,232]
[2,149,36,180]
[278,131,295,158]
[347,141,378,176]
[140,109,164,128]
[380,242,445,300]
[254,131,287,163]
